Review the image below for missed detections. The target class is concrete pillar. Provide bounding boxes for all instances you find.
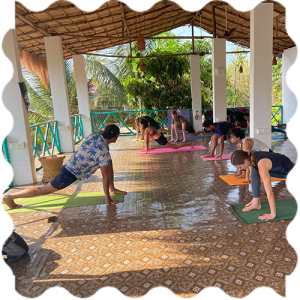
[44,36,74,152]
[282,46,297,124]
[2,29,37,185]
[212,38,227,122]
[190,55,202,130]
[250,3,273,147]
[73,55,92,137]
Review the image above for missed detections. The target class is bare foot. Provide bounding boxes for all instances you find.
[174,138,180,142]
[2,195,22,209]
[191,142,194,149]
[182,140,186,143]
[110,189,127,195]
[203,153,214,158]
[242,199,261,212]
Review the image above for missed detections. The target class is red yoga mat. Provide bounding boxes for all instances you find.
[200,153,232,161]
[138,145,207,155]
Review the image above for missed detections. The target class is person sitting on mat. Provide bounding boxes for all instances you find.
[170,110,203,143]
[228,127,273,182]
[2,124,127,209]
[202,120,236,159]
[135,116,168,140]
[231,149,294,221]
[138,118,194,153]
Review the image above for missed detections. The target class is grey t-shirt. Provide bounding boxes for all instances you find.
[171,115,191,128]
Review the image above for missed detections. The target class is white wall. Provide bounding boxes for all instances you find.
[282,46,298,124]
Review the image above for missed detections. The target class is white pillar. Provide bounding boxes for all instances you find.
[282,46,297,124]
[212,38,227,122]
[250,3,273,147]
[190,55,202,130]
[73,55,92,137]
[2,30,37,185]
[44,36,74,153]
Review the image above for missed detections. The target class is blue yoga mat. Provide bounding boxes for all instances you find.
[271,134,285,140]
[174,135,209,142]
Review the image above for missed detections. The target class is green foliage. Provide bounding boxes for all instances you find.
[122,32,213,110]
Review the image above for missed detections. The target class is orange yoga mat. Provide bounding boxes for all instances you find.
[219,174,285,186]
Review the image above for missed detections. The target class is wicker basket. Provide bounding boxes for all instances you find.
[38,155,66,183]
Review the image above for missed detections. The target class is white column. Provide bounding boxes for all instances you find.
[190,55,202,130]
[212,38,227,122]
[44,36,74,152]
[73,55,92,137]
[282,46,297,124]
[250,3,273,147]
[2,30,37,185]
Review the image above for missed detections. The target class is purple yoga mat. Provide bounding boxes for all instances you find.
[200,153,232,161]
[138,145,207,155]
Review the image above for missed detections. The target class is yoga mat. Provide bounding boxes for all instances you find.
[271,134,285,140]
[175,135,207,142]
[219,174,286,186]
[230,198,297,224]
[138,145,207,155]
[3,191,126,214]
[201,153,232,161]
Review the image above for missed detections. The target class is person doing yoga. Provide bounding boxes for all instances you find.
[228,127,272,182]
[2,124,127,209]
[135,116,168,140]
[231,150,294,221]
[138,118,194,153]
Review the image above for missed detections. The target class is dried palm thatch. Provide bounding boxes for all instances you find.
[19,47,49,88]
[15,1,295,59]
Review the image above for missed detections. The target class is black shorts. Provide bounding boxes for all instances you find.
[50,165,78,190]
[155,134,168,146]
[186,126,195,134]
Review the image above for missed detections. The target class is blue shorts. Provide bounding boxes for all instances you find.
[50,165,78,190]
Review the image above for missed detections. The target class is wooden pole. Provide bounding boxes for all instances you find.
[192,25,195,54]
[212,6,216,38]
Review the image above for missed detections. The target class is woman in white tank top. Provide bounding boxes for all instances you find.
[228,127,272,182]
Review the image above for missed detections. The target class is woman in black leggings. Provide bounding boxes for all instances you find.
[138,118,193,153]
[231,150,294,221]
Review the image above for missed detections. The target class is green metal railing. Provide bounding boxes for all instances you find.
[202,105,283,125]
[71,114,84,144]
[30,120,61,162]
[2,138,13,188]
[91,110,169,135]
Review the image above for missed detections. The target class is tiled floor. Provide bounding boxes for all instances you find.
[3,134,297,298]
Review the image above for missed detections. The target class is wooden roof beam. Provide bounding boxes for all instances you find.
[119,3,131,38]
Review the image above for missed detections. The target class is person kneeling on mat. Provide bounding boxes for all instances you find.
[231,150,294,221]
[138,118,194,154]
[2,124,127,209]
[228,127,273,183]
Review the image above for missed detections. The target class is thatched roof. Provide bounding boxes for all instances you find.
[15,0,295,59]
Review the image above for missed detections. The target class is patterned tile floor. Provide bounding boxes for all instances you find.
[2,134,298,298]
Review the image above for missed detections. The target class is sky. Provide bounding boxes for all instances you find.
[171,25,250,62]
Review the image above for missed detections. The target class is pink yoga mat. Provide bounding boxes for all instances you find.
[138,145,207,155]
[201,153,232,161]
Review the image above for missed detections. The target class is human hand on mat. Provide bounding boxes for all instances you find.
[258,213,276,221]
[216,154,222,159]
[105,197,118,206]
[243,178,250,183]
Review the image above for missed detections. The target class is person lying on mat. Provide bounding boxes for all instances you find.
[202,120,236,159]
[134,116,166,140]
[228,127,273,182]
[231,150,294,221]
[170,110,203,143]
[138,118,194,153]
[2,124,127,209]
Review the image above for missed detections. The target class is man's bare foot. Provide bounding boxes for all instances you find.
[182,140,186,143]
[242,199,261,212]
[174,139,179,142]
[110,189,127,195]
[191,142,194,149]
[203,153,214,158]
[2,195,22,209]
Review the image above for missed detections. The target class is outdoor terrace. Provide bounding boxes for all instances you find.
[3,133,297,298]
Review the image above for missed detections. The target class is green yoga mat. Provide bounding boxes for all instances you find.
[3,191,125,214]
[230,198,297,224]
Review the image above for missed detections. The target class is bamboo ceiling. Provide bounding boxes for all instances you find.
[15,0,296,59]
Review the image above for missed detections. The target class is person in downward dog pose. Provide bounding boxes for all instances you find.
[138,118,194,154]
[228,127,272,182]
[231,150,294,221]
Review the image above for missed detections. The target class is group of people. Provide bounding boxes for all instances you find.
[3,110,294,222]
